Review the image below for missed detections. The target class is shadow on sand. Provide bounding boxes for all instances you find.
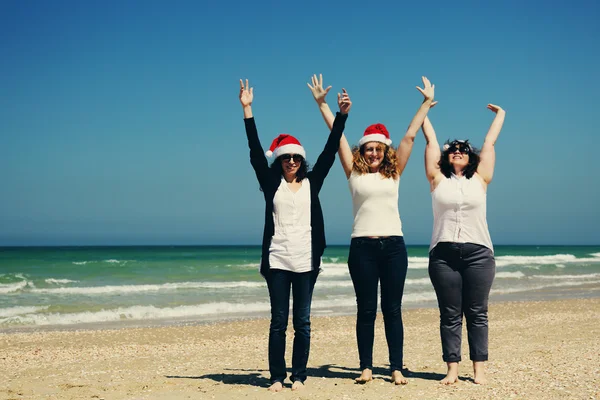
[166,364,465,387]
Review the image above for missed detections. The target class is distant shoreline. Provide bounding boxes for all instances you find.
[2,282,599,335]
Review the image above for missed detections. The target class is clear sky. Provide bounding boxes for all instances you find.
[1,0,599,246]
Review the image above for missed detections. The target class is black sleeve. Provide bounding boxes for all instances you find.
[244,117,273,191]
[309,112,348,193]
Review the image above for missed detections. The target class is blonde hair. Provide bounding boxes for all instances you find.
[351,142,399,179]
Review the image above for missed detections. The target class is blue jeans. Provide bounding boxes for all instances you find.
[347,236,408,372]
[428,242,496,362]
[266,269,317,384]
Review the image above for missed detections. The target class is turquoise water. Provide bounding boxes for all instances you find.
[1,245,599,329]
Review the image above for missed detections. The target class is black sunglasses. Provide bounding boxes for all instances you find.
[280,154,304,162]
[448,144,471,154]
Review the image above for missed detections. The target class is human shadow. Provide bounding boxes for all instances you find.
[165,371,270,387]
[166,364,418,388]
[327,365,458,383]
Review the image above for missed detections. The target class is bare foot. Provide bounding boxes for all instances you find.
[473,361,487,384]
[291,381,304,391]
[268,382,283,392]
[355,368,373,384]
[440,362,459,385]
[391,370,408,385]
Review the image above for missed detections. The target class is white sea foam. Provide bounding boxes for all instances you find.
[0,280,28,294]
[0,291,442,326]
[317,278,431,289]
[6,276,600,327]
[45,278,79,285]
[73,261,89,265]
[530,273,600,280]
[28,281,266,295]
[231,263,260,269]
[0,306,49,318]
[408,257,430,269]
[495,254,600,267]
[230,253,600,271]
[495,271,526,279]
[317,281,353,288]
[0,302,273,326]
[320,264,348,277]
[492,279,600,295]
[104,259,121,263]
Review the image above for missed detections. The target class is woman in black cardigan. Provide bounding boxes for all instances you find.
[239,79,350,392]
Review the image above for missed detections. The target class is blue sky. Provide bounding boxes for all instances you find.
[1,0,598,246]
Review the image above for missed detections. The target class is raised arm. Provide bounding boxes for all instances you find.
[477,104,506,184]
[308,74,353,178]
[240,79,270,190]
[421,115,443,191]
[396,76,435,176]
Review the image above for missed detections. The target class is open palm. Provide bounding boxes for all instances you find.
[307,74,332,104]
[416,76,435,102]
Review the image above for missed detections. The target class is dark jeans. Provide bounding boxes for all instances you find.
[428,242,496,362]
[347,236,408,372]
[266,269,318,384]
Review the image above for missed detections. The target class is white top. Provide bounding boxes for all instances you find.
[430,174,493,252]
[348,172,403,238]
[269,177,313,273]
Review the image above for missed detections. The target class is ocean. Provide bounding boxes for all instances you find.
[1,245,599,331]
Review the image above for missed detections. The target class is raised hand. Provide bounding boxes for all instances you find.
[239,79,253,107]
[307,73,332,104]
[416,76,435,102]
[337,88,352,114]
[487,104,505,114]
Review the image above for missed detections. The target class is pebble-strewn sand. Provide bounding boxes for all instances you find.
[1,298,599,399]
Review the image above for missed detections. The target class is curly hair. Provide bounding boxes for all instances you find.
[438,139,480,179]
[352,142,399,179]
[269,155,310,182]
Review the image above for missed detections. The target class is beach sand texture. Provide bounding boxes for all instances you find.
[1,298,599,400]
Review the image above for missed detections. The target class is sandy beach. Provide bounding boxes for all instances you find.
[1,297,599,400]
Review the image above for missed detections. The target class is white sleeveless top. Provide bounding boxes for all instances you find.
[430,174,493,252]
[348,172,403,238]
[269,178,313,273]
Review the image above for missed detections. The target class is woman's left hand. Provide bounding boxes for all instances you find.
[337,88,352,114]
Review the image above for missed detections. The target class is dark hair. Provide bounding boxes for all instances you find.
[438,139,480,179]
[269,155,310,182]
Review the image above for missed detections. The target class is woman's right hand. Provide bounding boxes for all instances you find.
[239,79,253,107]
[338,88,352,114]
[307,74,332,105]
[416,76,435,103]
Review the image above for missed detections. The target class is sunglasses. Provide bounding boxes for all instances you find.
[280,154,304,163]
[448,144,471,154]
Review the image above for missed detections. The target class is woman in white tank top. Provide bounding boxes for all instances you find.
[308,74,435,385]
[421,103,506,385]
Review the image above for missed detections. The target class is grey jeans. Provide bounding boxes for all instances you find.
[428,242,495,362]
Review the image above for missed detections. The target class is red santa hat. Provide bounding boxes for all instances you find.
[358,123,392,147]
[265,134,306,159]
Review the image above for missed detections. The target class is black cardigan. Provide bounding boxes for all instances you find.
[244,112,348,277]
